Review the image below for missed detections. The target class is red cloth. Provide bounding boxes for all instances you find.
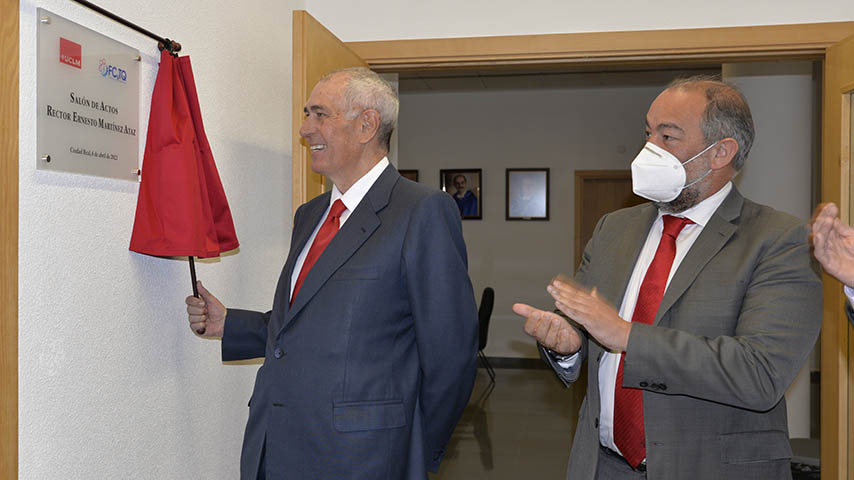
[130,50,238,258]
[613,215,693,468]
[290,200,347,305]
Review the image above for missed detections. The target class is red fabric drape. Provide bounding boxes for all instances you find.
[130,50,238,258]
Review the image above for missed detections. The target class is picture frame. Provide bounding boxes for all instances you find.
[440,169,482,220]
[399,169,419,182]
[506,168,549,221]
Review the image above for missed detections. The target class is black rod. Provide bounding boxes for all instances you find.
[189,257,205,335]
[189,256,199,298]
[70,0,181,52]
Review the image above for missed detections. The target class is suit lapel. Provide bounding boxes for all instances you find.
[653,187,743,325]
[282,194,332,294]
[602,204,659,307]
[282,165,399,329]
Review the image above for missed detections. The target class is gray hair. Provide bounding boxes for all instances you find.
[319,67,399,151]
[666,75,755,171]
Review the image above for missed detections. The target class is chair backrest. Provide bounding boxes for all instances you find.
[478,287,495,351]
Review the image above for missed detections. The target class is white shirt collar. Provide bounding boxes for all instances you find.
[330,157,390,213]
[658,181,733,227]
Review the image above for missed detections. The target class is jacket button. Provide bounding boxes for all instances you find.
[594,417,599,428]
[639,381,648,388]
[273,348,284,359]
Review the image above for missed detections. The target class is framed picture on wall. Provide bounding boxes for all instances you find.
[399,169,419,182]
[506,168,549,221]
[440,169,482,219]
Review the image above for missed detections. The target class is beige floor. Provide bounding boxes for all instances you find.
[431,368,578,479]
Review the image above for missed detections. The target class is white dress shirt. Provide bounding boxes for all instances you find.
[289,157,390,302]
[595,182,733,456]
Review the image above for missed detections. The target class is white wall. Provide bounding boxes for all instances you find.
[18,0,302,478]
[304,0,854,42]
[725,61,817,221]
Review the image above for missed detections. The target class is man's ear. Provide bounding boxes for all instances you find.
[710,138,739,170]
[358,109,381,144]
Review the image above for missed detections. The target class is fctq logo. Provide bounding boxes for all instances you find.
[59,37,81,69]
[99,58,127,83]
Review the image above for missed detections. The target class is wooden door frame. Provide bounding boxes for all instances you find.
[821,37,854,479]
[346,22,854,72]
[1,0,18,478]
[292,11,369,215]
[335,21,854,477]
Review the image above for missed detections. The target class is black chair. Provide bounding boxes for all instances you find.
[477,287,495,386]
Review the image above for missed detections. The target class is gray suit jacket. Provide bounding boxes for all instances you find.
[543,187,822,479]
[222,165,478,480]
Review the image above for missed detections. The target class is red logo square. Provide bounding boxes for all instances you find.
[59,37,81,69]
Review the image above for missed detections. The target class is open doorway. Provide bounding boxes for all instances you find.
[395,63,822,467]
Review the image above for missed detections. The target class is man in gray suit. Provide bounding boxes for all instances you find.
[186,68,478,479]
[811,202,854,326]
[515,77,821,479]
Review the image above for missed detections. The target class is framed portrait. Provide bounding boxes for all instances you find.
[399,169,419,182]
[506,168,549,221]
[440,169,482,219]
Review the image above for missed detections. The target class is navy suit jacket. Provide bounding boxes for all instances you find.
[222,165,478,480]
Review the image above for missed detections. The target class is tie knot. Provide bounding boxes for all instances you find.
[329,199,347,219]
[662,215,693,239]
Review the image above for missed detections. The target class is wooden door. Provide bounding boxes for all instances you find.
[0,0,17,477]
[574,170,646,270]
[292,11,368,217]
[821,34,854,480]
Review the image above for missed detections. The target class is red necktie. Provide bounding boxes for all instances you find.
[613,214,693,468]
[290,199,347,306]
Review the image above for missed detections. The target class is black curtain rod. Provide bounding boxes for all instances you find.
[70,0,181,53]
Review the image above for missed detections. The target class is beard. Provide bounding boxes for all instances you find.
[654,182,701,214]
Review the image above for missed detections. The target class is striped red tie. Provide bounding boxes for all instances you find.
[613,214,693,468]
[290,199,347,306]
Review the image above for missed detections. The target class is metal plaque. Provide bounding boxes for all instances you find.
[37,8,140,181]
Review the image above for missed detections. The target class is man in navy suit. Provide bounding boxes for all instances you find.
[186,67,478,479]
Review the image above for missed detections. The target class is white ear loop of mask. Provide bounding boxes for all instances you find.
[680,142,718,189]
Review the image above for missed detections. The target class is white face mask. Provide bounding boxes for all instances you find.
[631,141,717,202]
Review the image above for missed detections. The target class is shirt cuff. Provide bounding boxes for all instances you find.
[551,349,581,369]
[844,285,854,306]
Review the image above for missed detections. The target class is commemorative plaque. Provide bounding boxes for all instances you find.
[37,8,140,181]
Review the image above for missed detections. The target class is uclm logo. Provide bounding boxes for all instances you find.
[99,58,127,83]
[59,37,81,69]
